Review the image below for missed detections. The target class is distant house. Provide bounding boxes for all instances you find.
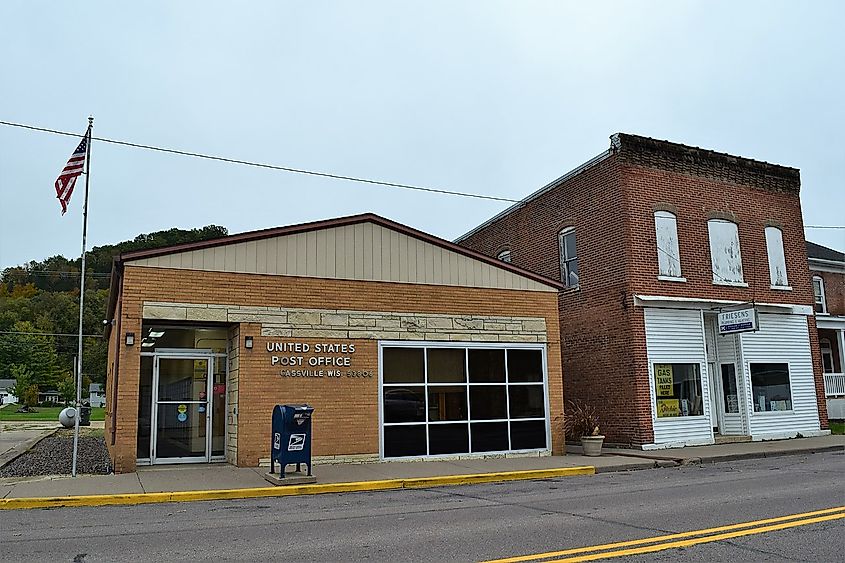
[807,241,845,420]
[38,390,60,404]
[89,383,106,408]
[0,379,17,405]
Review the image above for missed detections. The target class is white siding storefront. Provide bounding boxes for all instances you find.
[644,308,713,447]
[642,304,825,448]
[740,313,822,439]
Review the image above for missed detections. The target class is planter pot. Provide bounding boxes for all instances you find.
[580,435,605,457]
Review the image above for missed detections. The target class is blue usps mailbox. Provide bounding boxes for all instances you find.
[270,404,314,478]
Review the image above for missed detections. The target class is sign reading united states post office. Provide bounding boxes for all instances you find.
[718,307,759,335]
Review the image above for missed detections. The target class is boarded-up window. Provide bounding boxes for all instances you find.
[764,227,789,287]
[654,211,682,278]
[707,219,744,284]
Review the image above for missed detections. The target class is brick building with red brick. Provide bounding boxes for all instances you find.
[458,133,829,448]
[808,240,845,420]
[104,214,565,473]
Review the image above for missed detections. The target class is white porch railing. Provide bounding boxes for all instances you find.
[824,373,845,397]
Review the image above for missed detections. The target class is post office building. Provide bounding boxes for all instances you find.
[104,214,565,473]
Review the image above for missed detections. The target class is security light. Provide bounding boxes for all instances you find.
[244,336,254,349]
[125,332,135,346]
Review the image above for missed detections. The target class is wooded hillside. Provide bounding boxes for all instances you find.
[0,225,227,398]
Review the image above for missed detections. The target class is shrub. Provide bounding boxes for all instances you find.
[564,400,601,439]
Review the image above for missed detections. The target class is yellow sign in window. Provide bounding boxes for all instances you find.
[655,364,674,397]
[657,399,680,417]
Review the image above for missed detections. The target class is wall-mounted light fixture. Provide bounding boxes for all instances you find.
[244,336,254,349]
[125,332,135,346]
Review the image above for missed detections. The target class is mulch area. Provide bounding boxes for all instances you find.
[0,428,112,477]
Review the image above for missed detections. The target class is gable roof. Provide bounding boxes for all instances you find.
[117,213,562,289]
[807,241,845,263]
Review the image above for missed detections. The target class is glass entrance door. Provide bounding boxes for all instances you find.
[153,356,213,463]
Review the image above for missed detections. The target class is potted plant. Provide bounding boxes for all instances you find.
[564,400,604,457]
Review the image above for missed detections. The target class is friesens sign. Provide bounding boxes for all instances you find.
[718,307,759,335]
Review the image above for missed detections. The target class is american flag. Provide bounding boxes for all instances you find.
[55,133,89,215]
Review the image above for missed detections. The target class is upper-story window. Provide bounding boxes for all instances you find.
[764,227,789,288]
[558,227,578,288]
[654,211,682,279]
[813,276,827,314]
[497,250,512,263]
[707,219,745,285]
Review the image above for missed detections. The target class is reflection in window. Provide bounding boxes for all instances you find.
[382,346,547,458]
[720,364,739,413]
[653,363,704,417]
[751,363,792,412]
[383,348,425,383]
[559,228,579,288]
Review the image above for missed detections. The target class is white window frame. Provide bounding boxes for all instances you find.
[558,227,579,288]
[749,362,794,414]
[497,249,512,263]
[707,219,747,286]
[654,211,685,281]
[378,341,551,460]
[764,226,791,289]
[813,276,827,314]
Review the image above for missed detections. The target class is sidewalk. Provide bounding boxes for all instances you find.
[1,434,842,508]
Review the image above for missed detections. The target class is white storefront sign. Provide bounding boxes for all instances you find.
[718,307,759,335]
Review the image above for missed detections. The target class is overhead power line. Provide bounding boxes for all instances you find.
[805,225,845,229]
[0,330,103,338]
[0,119,520,204]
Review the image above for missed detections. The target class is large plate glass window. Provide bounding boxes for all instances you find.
[750,363,792,412]
[653,363,704,417]
[382,345,548,458]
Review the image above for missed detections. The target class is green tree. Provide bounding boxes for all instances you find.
[57,372,76,405]
[8,364,33,400]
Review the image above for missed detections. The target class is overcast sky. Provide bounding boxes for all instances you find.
[1,1,843,270]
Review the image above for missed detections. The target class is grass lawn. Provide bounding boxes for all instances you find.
[830,421,844,435]
[0,403,105,421]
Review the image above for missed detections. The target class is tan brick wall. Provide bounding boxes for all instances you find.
[107,266,564,472]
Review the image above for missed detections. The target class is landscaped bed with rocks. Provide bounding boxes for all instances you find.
[0,428,111,477]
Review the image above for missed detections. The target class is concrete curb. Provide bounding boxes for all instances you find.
[0,465,595,510]
[688,444,845,464]
[0,427,59,470]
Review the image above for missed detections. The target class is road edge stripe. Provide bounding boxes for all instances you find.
[0,465,595,510]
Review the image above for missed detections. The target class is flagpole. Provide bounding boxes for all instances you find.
[72,116,93,478]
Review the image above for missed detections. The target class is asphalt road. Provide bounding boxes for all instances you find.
[1,451,843,562]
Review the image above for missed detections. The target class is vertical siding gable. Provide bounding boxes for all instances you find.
[125,222,555,291]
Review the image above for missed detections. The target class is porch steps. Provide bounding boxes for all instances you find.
[714,434,752,445]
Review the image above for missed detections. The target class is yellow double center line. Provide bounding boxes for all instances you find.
[482,506,845,563]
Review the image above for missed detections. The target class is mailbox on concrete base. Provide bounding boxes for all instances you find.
[270,404,314,478]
